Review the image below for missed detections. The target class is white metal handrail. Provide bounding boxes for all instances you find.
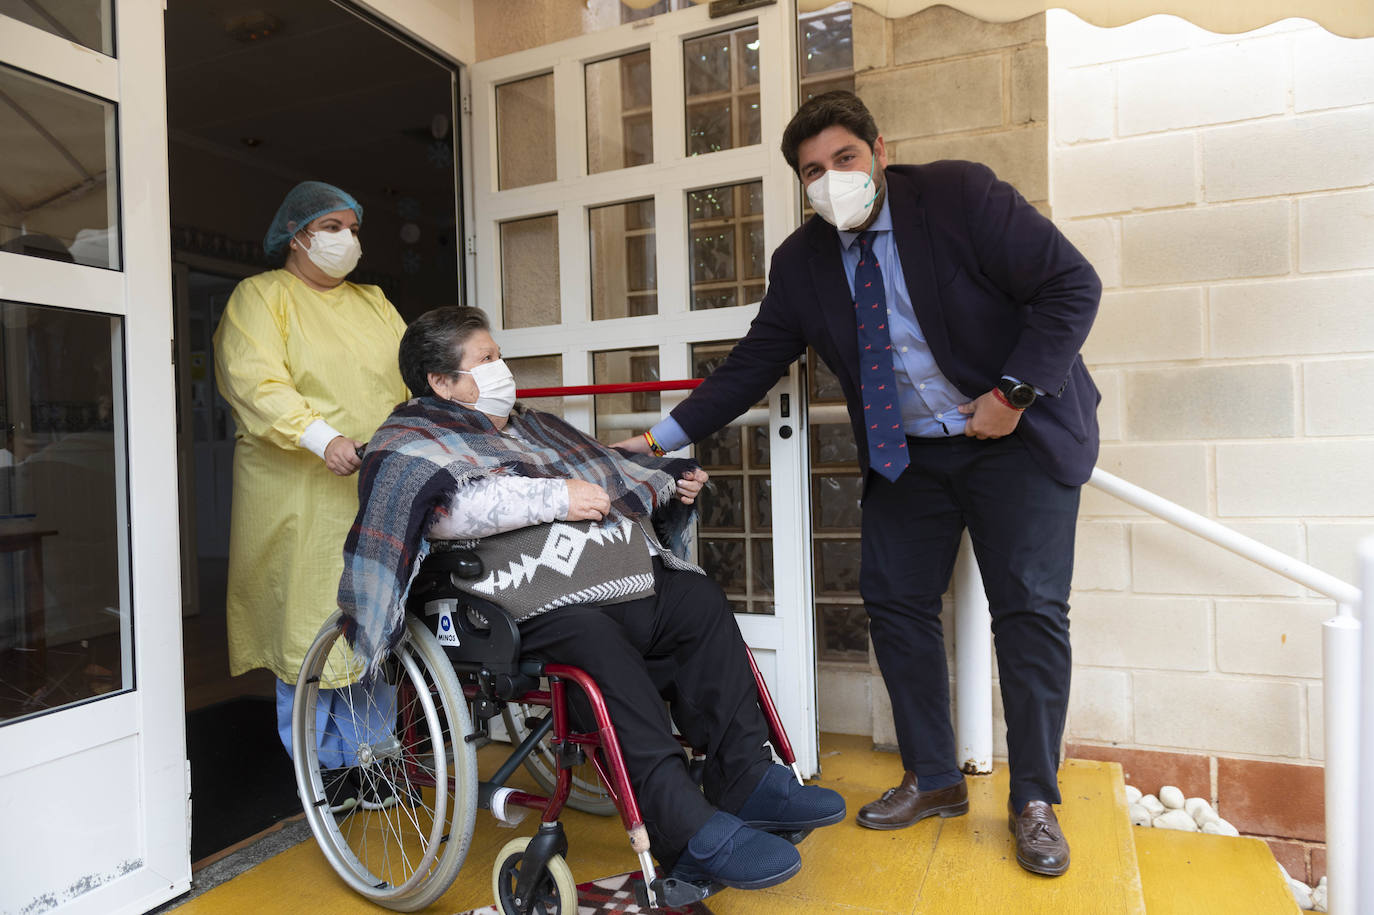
[954,467,1362,913]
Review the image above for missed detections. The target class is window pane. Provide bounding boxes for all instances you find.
[697,475,744,531]
[816,539,862,595]
[688,181,763,311]
[590,199,657,320]
[591,346,658,445]
[817,603,869,662]
[683,24,761,156]
[507,354,563,418]
[0,302,129,723]
[800,5,854,78]
[587,51,653,174]
[0,0,113,56]
[814,474,863,529]
[497,73,556,189]
[0,64,120,269]
[500,215,560,329]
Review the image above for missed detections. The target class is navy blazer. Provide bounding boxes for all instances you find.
[671,161,1103,487]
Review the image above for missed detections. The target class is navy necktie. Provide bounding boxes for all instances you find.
[853,231,908,482]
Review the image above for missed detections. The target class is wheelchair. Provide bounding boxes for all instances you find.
[291,542,803,913]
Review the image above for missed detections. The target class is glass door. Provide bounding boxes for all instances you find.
[469,0,820,775]
[0,0,188,911]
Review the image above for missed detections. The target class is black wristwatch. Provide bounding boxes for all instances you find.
[996,378,1037,410]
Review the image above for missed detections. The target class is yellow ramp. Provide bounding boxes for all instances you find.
[1134,826,1300,914]
[173,736,1300,915]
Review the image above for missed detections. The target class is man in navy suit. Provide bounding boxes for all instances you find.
[620,91,1100,877]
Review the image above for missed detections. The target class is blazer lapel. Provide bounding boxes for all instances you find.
[807,218,860,381]
[889,172,957,382]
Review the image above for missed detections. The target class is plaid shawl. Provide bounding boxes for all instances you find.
[339,396,699,678]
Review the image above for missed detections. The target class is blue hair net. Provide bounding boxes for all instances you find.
[263,181,364,258]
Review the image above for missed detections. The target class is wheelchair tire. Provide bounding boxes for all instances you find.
[292,611,477,911]
[501,703,618,817]
[492,836,578,915]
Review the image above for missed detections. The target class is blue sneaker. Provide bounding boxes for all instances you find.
[669,811,801,890]
[735,764,846,832]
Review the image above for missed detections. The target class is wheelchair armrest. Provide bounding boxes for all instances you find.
[422,546,484,580]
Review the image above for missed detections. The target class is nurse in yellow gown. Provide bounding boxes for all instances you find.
[213,181,408,782]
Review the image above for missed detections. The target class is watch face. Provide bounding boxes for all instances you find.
[1000,380,1035,408]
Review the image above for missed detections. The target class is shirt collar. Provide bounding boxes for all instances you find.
[838,194,893,250]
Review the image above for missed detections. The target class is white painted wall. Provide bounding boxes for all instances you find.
[1048,11,1374,766]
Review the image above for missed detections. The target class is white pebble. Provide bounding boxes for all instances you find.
[1124,785,1142,805]
[1203,818,1240,837]
[1154,809,1198,831]
[1128,803,1152,827]
[1140,794,1165,817]
[1288,879,1313,910]
[1159,786,1185,809]
[1184,797,1211,823]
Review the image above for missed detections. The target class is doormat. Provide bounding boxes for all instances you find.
[458,871,714,914]
[186,695,301,862]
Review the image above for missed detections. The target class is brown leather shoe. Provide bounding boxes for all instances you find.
[1008,800,1071,876]
[856,772,968,830]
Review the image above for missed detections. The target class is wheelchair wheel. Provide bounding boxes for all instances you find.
[492,836,578,915]
[293,611,477,912]
[502,702,617,817]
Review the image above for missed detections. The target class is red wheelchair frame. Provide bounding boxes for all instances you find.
[394,545,801,913]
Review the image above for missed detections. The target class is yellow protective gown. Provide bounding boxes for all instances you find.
[213,269,408,683]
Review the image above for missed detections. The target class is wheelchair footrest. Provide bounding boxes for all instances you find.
[636,876,721,910]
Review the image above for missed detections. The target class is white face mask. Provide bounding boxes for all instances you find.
[805,157,880,231]
[455,359,517,419]
[299,228,362,279]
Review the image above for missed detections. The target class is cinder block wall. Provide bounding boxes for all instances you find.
[1047,11,1374,883]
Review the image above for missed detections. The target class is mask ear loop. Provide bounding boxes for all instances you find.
[860,155,880,209]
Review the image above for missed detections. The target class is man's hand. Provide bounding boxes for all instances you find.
[612,433,652,454]
[565,479,612,521]
[958,390,1023,440]
[675,468,709,505]
[324,436,364,476]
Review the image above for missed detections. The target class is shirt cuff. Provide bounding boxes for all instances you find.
[299,419,344,460]
[1002,375,1046,397]
[650,416,691,453]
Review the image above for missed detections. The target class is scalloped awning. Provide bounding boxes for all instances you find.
[620,0,1374,40]
[805,1,1373,39]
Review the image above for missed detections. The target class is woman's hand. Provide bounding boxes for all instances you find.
[324,436,364,476]
[565,479,612,521]
[676,468,709,505]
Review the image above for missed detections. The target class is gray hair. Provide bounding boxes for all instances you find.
[398,306,491,396]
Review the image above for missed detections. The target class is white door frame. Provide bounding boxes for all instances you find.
[0,1,187,913]
[468,2,820,776]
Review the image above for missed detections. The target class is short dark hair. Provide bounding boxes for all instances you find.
[780,90,879,175]
[398,306,491,396]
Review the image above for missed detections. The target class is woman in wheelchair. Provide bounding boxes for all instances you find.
[337,305,845,894]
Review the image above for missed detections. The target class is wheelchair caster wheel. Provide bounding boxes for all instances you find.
[493,836,577,915]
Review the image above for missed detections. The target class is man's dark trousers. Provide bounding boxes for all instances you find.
[860,432,1079,809]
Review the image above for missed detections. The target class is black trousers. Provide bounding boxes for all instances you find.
[518,559,774,862]
[860,434,1079,808]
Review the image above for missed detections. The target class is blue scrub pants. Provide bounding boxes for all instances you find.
[275,677,397,769]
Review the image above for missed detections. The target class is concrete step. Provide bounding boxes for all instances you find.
[1135,824,1301,914]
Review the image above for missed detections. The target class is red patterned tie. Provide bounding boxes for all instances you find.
[854,232,908,481]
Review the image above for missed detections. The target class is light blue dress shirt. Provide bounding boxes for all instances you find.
[836,198,966,437]
[651,197,969,452]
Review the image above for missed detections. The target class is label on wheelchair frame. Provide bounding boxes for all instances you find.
[435,607,461,647]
